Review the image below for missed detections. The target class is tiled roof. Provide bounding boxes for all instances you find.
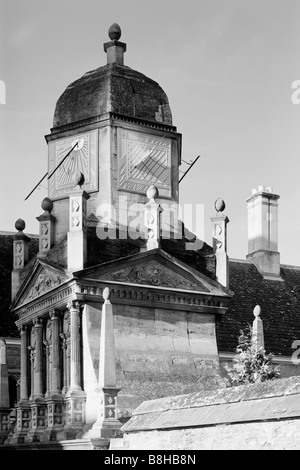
[217,259,300,356]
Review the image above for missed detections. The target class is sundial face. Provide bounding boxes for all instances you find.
[117,129,172,198]
[48,130,98,200]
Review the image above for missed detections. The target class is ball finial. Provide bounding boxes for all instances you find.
[147,185,159,201]
[73,171,85,187]
[15,218,25,232]
[253,305,261,318]
[215,198,226,213]
[108,23,122,41]
[103,287,110,301]
[41,197,53,213]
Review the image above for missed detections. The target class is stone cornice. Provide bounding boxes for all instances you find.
[46,112,178,142]
[15,276,229,327]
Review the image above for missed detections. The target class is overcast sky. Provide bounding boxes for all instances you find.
[1,0,300,265]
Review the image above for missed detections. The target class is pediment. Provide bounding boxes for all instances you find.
[75,249,230,296]
[12,260,70,309]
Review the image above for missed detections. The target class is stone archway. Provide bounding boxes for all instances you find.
[8,375,19,408]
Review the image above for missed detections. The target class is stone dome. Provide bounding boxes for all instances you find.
[53,25,173,128]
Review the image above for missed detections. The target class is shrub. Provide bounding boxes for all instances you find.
[225,325,281,386]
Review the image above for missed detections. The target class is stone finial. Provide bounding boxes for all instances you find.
[214,198,226,213]
[41,197,53,213]
[103,287,110,302]
[253,305,261,318]
[15,218,26,232]
[104,23,127,65]
[73,170,85,188]
[36,197,55,258]
[252,304,264,350]
[147,185,159,202]
[108,23,122,41]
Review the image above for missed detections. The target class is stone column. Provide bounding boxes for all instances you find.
[44,311,64,442]
[64,301,86,438]
[68,301,82,391]
[43,340,51,397]
[26,319,48,443]
[60,333,67,394]
[33,319,44,399]
[7,326,32,445]
[28,347,35,400]
[49,310,61,395]
[87,287,121,443]
[211,198,229,288]
[19,326,29,402]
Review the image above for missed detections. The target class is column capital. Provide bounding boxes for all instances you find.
[32,317,43,327]
[49,309,61,321]
[67,300,82,312]
[19,325,28,334]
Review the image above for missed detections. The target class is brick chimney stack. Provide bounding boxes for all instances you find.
[246,186,281,280]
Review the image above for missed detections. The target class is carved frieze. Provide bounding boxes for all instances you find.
[102,261,208,291]
[27,271,62,301]
[15,266,69,309]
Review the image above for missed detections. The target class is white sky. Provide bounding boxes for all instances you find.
[0,0,300,265]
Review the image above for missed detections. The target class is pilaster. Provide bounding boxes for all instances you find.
[67,174,90,272]
[36,197,55,258]
[211,199,229,288]
[11,219,31,299]
[19,326,29,402]
[142,185,163,252]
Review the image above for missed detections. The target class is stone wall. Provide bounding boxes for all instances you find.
[82,301,225,425]
[122,375,300,450]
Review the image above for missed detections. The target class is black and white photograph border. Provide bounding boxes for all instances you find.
[0,0,300,452]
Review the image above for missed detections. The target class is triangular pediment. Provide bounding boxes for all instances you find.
[12,259,70,309]
[75,249,231,297]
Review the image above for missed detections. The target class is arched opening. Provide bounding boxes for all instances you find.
[8,376,19,408]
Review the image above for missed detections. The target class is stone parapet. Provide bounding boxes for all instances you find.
[122,376,300,450]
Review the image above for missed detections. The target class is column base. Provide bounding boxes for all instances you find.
[7,402,31,444]
[85,387,122,440]
[42,395,65,442]
[0,408,11,445]
[25,399,47,443]
[63,389,86,439]
[87,418,122,440]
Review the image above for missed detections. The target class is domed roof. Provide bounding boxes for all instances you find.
[53,25,172,128]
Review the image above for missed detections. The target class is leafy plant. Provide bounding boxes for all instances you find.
[225,325,280,386]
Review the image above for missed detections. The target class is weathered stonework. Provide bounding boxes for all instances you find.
[122,376,300,450]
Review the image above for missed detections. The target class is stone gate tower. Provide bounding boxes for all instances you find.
[4,24,231,447]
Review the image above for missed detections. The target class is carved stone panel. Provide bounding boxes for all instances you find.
[98,260,209,292]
